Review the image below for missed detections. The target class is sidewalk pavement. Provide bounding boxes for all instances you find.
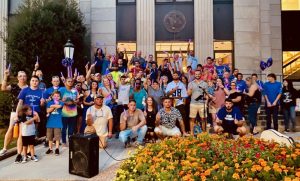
[0,138,133,181]
[0,132,300,181]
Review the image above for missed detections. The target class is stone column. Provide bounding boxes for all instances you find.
[194,0,214,64]
[90,0,116,56]
[269,0,282,76]
[136,0,155,57]
[234,0,261,75]
[0,0,8,81]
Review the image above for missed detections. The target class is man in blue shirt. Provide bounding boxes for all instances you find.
[187,51,198,71]
[215,58,230,79]
[214,98,246,137]
[263,73,282,131]
[236,73,247,92]
[44,76,60,100]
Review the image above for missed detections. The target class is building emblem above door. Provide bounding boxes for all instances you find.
[163,10,186,33]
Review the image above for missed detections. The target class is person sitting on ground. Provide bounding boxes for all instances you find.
[85,94,113,149]
[214,98,246,137]
[154,97,189,139]
[119,100,147,147]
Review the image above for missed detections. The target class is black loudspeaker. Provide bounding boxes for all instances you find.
[69,134,99,178]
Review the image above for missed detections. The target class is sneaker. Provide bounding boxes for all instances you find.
[284,129,290,133]
[14,154,22,164]
[55,149,59,156]
[31,155,38,162]
[132,141,144,148]
[124,137,131,148]
[0,149,7,156]
[44,141,49,148]
[21,156,27,163]
[45,149,53,154]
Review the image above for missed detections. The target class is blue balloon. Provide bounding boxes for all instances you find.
[260,61,267,71]
[267,57,273,67]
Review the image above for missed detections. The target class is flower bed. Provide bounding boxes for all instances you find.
[116,133,300,181]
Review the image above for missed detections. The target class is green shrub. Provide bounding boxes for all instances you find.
[0,91,12,128]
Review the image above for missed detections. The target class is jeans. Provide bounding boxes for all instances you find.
[283,106,296,130]
[265,105,279,131]
[62,117,77,143]
[248,102,260,128]
[119,125,147,144]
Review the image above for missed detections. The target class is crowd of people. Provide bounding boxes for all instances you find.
[0,44,299,164]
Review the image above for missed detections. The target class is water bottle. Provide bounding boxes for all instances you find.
[13,123,19,138]
[142,96,146,107]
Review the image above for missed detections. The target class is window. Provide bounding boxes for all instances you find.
[155,41,194,72]
[117,42,137,60]
[9,0,23,15]
[117,0,136,4]
[156,0,193,3]
[282,0,300,10]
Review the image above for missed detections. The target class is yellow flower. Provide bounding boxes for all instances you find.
[233,173,240,180]
[212,164,219,170]
[235,163,240,169]
[264,166,271,172]
[284,177,292,181]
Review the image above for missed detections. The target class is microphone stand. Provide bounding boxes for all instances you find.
[199,86,207,132]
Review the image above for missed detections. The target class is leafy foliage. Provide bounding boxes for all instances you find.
[116,134,300,181]
[5,0,87,84]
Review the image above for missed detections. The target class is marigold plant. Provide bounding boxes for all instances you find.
[115,133,300,181]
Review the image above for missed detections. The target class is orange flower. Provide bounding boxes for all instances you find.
[204,169,211,176]
[235,163,240,169]
[233,173,240,180]
[296,171,300,177]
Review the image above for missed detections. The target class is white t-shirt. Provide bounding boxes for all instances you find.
[118,84,131,105]
[166,81,188,106]
[21,116,36,136]
[86,105,113,136]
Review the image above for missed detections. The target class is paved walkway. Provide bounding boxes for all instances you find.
[0,132,300,181]
[0,138,133,181]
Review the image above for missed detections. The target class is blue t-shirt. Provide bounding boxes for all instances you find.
[44,86,60,99]
[215,65,230,78]
[46,100,64,128]
[18,87,43,113]
[101,59,110,75]
[236,80,247,92]
[187,55,198,70]
[263,81,282,105]
[217,106,243,126]
[130,88,147,110]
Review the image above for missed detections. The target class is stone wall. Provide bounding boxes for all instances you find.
[90,0,116,58]
[234,0,282,80]
[0,0,8,82]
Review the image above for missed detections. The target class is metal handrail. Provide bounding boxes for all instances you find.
[283,52,300,67]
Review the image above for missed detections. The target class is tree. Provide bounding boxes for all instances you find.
[5,0,87,84]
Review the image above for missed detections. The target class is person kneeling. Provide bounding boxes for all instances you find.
[84,95,113,149]
[214,98,246,137]
[119,100,147,148]
[154,97,189,139]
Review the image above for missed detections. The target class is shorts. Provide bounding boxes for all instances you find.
[209,106,220,114]
[154,126,181,136]
[221,123,238,135]
[22,135,35,146]
[9,112,17,126]
[189,103,207,118]
[46,128,62,141]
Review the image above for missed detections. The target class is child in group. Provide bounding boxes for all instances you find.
[19,105,40,163]
[45,91,64,155]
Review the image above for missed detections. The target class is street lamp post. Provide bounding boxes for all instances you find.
[62,39,74,78]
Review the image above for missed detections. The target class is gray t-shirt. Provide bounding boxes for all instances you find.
[148,86,164,109]
[188,80,208,104]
